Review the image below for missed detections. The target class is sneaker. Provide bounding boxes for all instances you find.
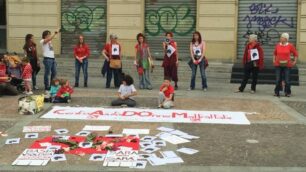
[67,99,71,103]
[285,94,291,97]
[33,86,39,90]
[175,85,178,90]
[235,90,242,93]
[84,83,88,88]
[250,90,255,94]
[74,83,79,87]
[26,91,33,95]
[203,88,207,92]
[187,88,194,91]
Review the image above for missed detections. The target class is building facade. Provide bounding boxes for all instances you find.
[3,0,306,62]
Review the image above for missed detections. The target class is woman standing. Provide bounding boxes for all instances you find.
[162,32,179,90]
[273,33,298,97]
[23,34,40,90]
[236,34,264,94]
[74,35,90,87]
[134,33,153,90]
[188,31,208,91]
[102,34,122,88]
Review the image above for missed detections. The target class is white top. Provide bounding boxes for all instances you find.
[192,43,203,57]
[118,84,136,98]
[40,39,55,58]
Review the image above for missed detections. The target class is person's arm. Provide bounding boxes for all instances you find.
[102,45,110,61]
[147,47,153,60]
[291,44,298,66]
[119,44,122,59]
[134,46,138,65]
[85,45,90,59]
[124,91,137,99]
[165,93,173,101]
[42,30,59,44]
[189,43,195,63]
[175,42,179,66]
[163,42,167,54]
[200,41,206,61]
[273,45,277,64]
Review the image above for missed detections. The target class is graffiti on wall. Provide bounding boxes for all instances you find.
[145,4,195,36]
[242,3,295,45]
[61,5,105,33]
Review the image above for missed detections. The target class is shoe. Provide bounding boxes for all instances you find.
[203,88,207,92]
[147,87,152,90]
[26,91,33,95]
[250,90,255,94]
[74,83,79,87]
[187,88,194,91]
[235,90,242,93]
[175,85,178,90]
[84,83,88,87]
[285,94,291,97]
[274,94,280,97]
[33,86,39,90]
[67,99,71,103]
[23,91,27,94]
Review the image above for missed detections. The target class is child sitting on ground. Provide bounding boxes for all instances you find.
[158,77,175,109]
[111,74,137,107]
[53,79,73,103]
[21,57,33,95]
[48,78,60,102]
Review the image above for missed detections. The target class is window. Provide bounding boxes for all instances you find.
[0,0,6,51]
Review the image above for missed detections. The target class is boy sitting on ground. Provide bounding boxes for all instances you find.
[158,77,175,109]
[53,79,73,103]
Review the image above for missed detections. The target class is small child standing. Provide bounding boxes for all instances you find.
[49,78,60,102]
[54,79,74,103]
[21,57,33,95]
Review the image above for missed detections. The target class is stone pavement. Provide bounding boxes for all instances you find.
[0,79,306,172]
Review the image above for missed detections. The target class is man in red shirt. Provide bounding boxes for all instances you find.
[158,77,175,109]
[273,33,298,97]
[0,54,18,96]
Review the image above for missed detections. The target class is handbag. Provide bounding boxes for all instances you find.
[109,59,121,69]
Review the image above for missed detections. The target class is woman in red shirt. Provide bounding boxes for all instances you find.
[162,32,179,90]
[74,35,90,87]
[102,34,122,88]
[236,34,264,94]
[273,33,298,97]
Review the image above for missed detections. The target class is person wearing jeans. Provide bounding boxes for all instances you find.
[236,34,264,94]
[40,30,59,91]
[189,31,207,91]
[74,35,90,87]
[273,33,298,97]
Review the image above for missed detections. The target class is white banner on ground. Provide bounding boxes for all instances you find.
[41,106,250,125]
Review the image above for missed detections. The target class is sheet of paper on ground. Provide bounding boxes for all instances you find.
[41,106,250,125]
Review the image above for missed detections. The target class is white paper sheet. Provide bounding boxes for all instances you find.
[112,44,120,56]
[89,154,106,161]
[75,131,91,136]
[250,48,259,61]
[51,154,66,162]
[23,126,51,132]
[82,125,111,131]
[159,133,190,145]
[141,136,157,142]
[54,128,69,135]
[5,138,20,144]
[177,147,199,155]
[157,126,175,132]
[25,133,39,139]
[122,129,150,135]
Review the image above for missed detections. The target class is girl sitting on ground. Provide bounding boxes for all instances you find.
[49,78,60,102]
[111,75,137,107]
[53,79,74,103]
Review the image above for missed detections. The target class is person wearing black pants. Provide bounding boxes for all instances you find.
[236,34,264,94]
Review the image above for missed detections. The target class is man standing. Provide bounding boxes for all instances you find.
[40,30,59,91]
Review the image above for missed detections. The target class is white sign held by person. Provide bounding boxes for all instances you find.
[250,49,259,61]
[41,106,250,125]
[112,44,120,56]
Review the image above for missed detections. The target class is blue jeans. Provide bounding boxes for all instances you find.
[139,69,152,89]
[274,67,291,95]
[106,68,121,88]
[190,60,207,89]
[75,58,88,84]
[43,58,57,90]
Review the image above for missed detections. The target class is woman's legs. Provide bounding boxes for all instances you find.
[199,60,207,89]
[190,63,197,89]
[81,58,88,87]
[75,59,81,86]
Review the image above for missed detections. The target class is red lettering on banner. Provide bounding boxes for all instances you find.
[53,109,71,115]
[88,110,103,119]
[172,112,188,118]
[205,114,232,120]
[189,114,202,122]
[122,111,152,117]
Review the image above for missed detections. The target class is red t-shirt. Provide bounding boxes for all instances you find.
[0,64,7,83]
[21,63,32,79]
[160,84,174,98]
[56,85,74,97]
[74,44,90,59]
[273,43,298,68]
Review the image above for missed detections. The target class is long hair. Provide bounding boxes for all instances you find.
[24,34,35,48]
[192,31,202,44]
[77,35,85,46]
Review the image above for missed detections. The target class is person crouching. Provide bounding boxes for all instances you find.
[53,79,73,103]
[158,77,175,109]
[111,75,137,107]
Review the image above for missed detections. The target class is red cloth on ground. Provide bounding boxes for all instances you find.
[74,44,90,59]
[242,42,264,70]
[30,136,139,154]
[273,43,298,68]
[160,84,175,98]
[56,85,74,97]
[21,63,32,79]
